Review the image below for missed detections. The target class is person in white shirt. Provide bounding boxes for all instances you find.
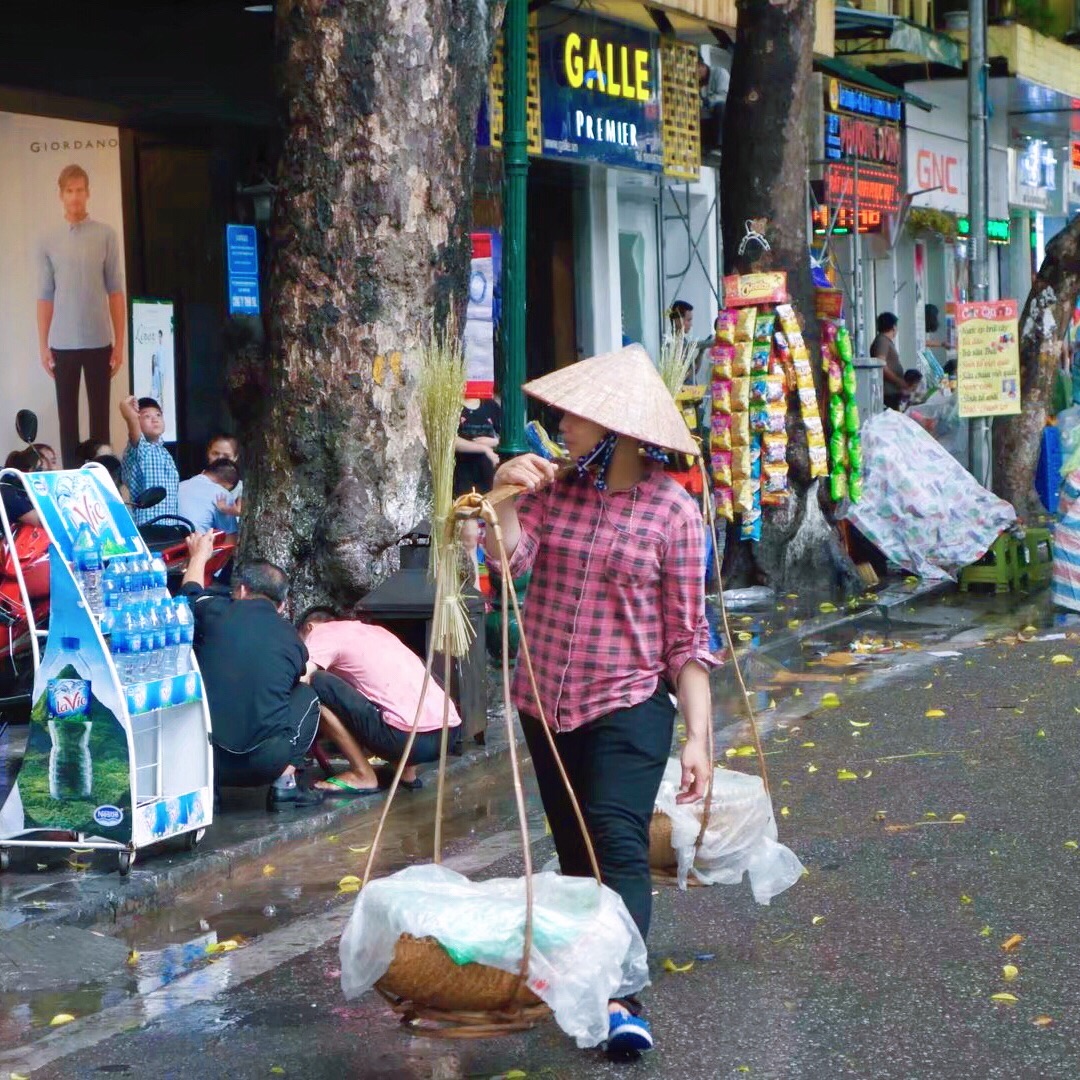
[178,459,241,533]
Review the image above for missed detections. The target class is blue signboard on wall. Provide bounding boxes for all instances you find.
[538,15,662,172]
[226,224,261,315]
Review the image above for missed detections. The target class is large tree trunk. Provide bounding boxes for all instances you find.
[993,218,1080,518]
[720,0,854,591]
[235,0,496,612]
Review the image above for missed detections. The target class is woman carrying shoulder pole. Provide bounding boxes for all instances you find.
[488,344,716,1058]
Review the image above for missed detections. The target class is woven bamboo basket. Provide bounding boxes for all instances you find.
[649,811,678,870]
[376,933,542,1012]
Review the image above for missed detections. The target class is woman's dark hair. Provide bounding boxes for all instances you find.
[205,459,241,487]
[4,448,41,472]
[75,438,106,466]
[670,300,693,317]
[924,303,940,334]
[95,454,124,489]
[876,312,899,334]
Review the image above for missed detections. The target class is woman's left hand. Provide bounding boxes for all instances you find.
[676,735,711,804]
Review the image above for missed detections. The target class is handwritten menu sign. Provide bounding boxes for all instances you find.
[957,300,1021,419]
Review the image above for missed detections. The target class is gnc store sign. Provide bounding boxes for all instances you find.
[907,128,967,214]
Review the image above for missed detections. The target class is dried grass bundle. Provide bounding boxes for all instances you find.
[417,318,474,658]
[657,330,697,398]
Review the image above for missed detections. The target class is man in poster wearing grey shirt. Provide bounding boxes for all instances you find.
[36,164,126,467]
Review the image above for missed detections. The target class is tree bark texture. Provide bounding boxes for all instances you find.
[237,0,496,612]
[992,218,1080,519]
[720,0,853,591]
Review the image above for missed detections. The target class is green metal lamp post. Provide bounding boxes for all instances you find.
[498,0,529,456]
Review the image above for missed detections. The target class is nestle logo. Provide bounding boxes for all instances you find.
[93,805,123,827]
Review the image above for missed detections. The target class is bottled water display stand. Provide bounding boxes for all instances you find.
[0,465,213,875]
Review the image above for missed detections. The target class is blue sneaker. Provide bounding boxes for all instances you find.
[607,1009,654,1055]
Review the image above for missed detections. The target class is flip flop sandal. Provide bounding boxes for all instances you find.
[375,765,423,791]
[317,776,382,797]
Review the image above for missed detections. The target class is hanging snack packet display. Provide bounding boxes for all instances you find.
[715,310,737,346]
[730,310,755,513]
[824,324,861,503]
[709,335,736,522]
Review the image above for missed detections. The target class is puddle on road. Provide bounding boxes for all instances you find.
[0,763,546,1046]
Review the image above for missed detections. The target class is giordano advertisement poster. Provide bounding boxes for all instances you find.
[0,550,132,843]
[0,112,129,466]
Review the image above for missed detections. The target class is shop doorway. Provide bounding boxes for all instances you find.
[526,161,579,385]
[618,194,661,362]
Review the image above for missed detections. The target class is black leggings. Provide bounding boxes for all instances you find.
[520,685,675,940]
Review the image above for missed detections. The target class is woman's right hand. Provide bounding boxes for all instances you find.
[493,453,559,493]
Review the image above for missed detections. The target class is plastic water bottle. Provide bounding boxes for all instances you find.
[102,558,124,611]
[72,526,104,617]
[149,556,168,600]
[109,617,128,679]
[143,602,165,679]
[45,639,94,801]
[129,604,151,682]
[131,555,151,604]
[160,601,180,676]
[174,600,194,674]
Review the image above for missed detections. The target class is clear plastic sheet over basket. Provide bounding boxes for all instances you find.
[339,864,648,1048]
[653,758,804,901]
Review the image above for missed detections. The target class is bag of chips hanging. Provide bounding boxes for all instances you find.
[794,357,815,391]
[710,345,735,381]
[751,345,772,377]
[808,442,829,478]
[836,325,854,365]
[829,429,848,470]
[764,404,787,435]
[715,310,738,345]
[711,449,733,487]
[828,394,845,431]
[829,467,849,502]
[753,314,776,346]
[842,364,858,399]
[763,433,788,466]
[733,342,754,378]
[844,399,861,435]
[731,444,751,480]
[732,377,751,413]
[847,432,863,473]
[714,485,734,522]
[735,307,758,343]
[803,413,825,441]
[848,471,863,503]
[712,379,732,415]
[762,462,790,504]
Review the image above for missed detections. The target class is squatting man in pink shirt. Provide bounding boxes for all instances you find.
[298,609,462,796]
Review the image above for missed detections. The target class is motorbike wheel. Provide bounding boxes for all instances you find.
[118,850,135,876]
[0,849,9,872]
[183,828,206,851]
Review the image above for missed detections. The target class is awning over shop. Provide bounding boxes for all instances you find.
[834,5,962,69]
[816,54,933,111]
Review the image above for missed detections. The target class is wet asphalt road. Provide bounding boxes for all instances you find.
[6,620,1080,1079]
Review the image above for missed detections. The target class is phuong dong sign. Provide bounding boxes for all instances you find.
[539,15,662,172]
[823,77,903,214]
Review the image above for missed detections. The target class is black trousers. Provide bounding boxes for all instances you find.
[311,670,446,764]
[52,346,112,467]
[213,684,321,788]
[521,685,675,941]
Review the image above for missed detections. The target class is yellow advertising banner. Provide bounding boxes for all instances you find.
[956,299,1021,419]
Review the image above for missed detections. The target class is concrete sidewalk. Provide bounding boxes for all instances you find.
[0,576,1024,935]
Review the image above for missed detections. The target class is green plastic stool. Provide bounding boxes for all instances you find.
[1019,526,1053,588]
[959,533,1022,593]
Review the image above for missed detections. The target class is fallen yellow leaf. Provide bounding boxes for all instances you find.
[922,682,933,690]
[732,746,756,757]
[1050,655,1073,665]
[819,602,837,613]
[850,720,871,728]
[206,940,239,954]
[1001,934,1023,952]
[505,1072,528,1079]
[347,845,371,854]
[10,1072,30,1080]
[801,741,816,748]
[807,764,818,773]
[836,769,858,781]
[925,709,946,718]
[793,687,803,696]
[780,806,790,817]
[1032,1015,1053,1027]
[925,812,938,819]
[960,894,973,905]
[1002,964,1019,981]
[662,958,694,973]
[262,864,275,876]
[862,770,873,779]
[737,631,753,642]
[326,834,340,844]
[1065,840,1078,850]
[873,810,887,822]
[979,926,992,937]
[812,915,826,925]
[1022,625,1038,635]
[990,993,1018,1003]
[271,1069,286,1076]
[1036,729,1046,738]
[127,949,140,965]
[49,1013,75,1026]
[821,693,841,708]
[951,814,967,823]
[787,619,801,629]
[904,576,919,585]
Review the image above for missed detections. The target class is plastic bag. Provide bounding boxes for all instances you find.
[720,584,774,608]
[339,864,648,1048]
[653,759,804,901]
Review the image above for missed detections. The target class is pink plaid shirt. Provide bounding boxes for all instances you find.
[489,466,715,732]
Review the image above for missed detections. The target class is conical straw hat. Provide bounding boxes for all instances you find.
[522,344,699,457]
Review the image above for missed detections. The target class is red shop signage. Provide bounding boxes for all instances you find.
[824,162,901,214]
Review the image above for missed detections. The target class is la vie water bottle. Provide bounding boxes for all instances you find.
[45,638,94,800]
[72,525,104,617]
